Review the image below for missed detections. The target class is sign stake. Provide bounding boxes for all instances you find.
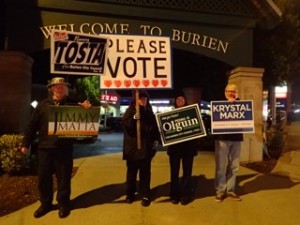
[135,90,141,150]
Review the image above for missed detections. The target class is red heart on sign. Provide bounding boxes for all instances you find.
[114,80,122,87]
[152,80,159,87]
[133,80,140,87]
[124,80,131,87]
[142,80,150,87]
[161,80,168,87]
[104,80,112,87]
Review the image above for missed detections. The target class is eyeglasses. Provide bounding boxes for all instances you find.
[226,90,236,93]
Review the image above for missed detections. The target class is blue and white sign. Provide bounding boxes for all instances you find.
[50,30,109,75]
[211,100,254,134]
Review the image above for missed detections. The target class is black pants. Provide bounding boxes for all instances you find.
[169,154,194,198]
[126,158,151,199]
[37,147,73,206]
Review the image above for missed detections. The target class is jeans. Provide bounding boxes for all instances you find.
[214,140,241,195]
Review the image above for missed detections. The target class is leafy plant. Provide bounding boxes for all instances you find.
[265,126,286,159]
[0,134,26,174]
[74,76,102,106]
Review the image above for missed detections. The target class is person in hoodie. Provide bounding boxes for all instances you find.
[122,90,160,207]
[167,92,198,205]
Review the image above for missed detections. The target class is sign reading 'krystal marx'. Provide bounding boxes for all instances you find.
[48,106,100,137]
[100,34,172,89]
[50,30,108,75]
[155,104,206,146]
[211,100,254,134]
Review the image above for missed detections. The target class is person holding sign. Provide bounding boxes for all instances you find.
[214,84,243,202]
[122,91,160,207]
[167,93,198,205]
[20,77,92,219]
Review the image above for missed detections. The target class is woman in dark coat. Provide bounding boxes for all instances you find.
[122,91,160,207]
[167,93,198,205]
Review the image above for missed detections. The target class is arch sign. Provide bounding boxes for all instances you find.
[100,34,172,90]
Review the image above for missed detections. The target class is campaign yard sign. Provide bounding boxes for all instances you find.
[155,104,206,146]
[100,34,172,89]
[50,30,108,75]
[211,100,254,134]
[48,106,100,137]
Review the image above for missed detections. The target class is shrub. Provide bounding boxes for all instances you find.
[265,126,286,159]
[0,134,26,174]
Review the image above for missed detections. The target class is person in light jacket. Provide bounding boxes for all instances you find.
[214,83,243,202]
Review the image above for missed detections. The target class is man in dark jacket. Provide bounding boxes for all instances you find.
[122,91,160,207]
[21,77,91,218]
[214,83,243,203]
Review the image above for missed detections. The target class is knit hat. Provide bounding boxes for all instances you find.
[139,90,149,98]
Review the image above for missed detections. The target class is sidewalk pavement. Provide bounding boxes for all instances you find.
[1,123,300,225]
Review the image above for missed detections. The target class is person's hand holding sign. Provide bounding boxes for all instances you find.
[78,100,92,109]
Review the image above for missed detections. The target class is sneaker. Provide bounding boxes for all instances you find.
[215,194,224,203]
[141,197,151,207]
[227,193,242,201]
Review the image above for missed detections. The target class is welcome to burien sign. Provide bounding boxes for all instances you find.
[41,22,229,54]
[211,100,254,134]
[155,104,207,146]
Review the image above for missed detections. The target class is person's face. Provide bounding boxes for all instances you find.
[139,96,147,106]
[225,88,237,100]
[51,84,68,101]
[176,96,186,107]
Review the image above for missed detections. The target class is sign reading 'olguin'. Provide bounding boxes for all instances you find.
[155,104,206,146]
[48,106,100,137]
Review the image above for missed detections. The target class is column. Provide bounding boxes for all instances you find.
[228,66,264,163]
[0,51,33,134]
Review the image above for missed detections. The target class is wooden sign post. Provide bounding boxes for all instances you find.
[135,90,141,150]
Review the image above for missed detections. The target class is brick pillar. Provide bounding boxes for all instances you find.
[0,51,33,134]
[228,66,264,163]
